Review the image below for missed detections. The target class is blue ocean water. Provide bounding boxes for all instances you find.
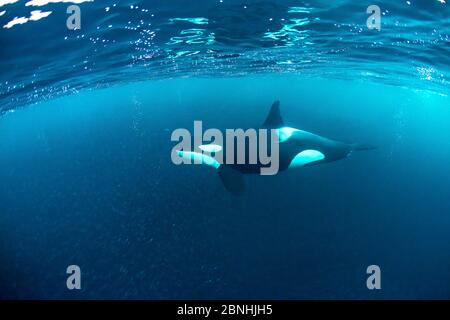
[1,0,450,299]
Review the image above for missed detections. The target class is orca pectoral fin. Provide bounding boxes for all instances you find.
[218,165,245,195]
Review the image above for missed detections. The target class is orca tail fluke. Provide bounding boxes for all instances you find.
[218,165,245,195]
[351,143,377,151]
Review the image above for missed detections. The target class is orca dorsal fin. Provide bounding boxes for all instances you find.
[263,100,284,128]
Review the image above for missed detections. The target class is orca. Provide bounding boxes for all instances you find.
[176,101,376,195]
